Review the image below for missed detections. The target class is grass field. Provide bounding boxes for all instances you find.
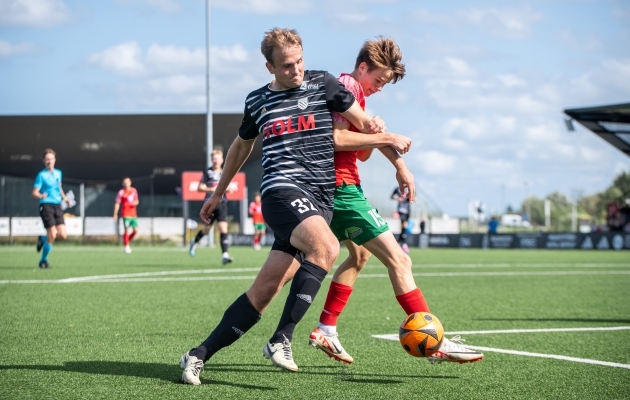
[1,245,629,399]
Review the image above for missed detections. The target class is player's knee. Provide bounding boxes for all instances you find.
[58,231,67,240]
[311,236,339,267]
[352,249,371,270]
[389,252,412,274]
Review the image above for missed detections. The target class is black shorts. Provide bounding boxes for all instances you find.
[399,212,410,223]
[207,201,228,225]
[262,188,333,258]
[39,203,64,229]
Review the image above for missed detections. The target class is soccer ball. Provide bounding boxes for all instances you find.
[399,312,444,357]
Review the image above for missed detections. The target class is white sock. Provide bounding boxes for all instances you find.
[222,252,229,258]
[318,323,337,335]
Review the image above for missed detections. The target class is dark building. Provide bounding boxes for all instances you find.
[0,113,263,218]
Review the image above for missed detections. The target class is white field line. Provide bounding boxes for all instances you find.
[57,267,262,282]
[2,270,630,284]
[373,326,630,341]
[465,346,630,370]
[373,326,630,370]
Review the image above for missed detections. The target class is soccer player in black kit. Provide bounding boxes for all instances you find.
[179,28,413,385]
[188,149,233,265]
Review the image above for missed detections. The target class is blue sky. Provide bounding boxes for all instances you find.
[1,0,629,217]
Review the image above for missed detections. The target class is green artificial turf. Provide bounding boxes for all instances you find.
[0,245,629,399]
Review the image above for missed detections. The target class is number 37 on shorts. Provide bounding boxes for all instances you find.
[291,197,317,214]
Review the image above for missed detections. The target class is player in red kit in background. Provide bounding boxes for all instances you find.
[249,192,265,250]
[113,177,139,254]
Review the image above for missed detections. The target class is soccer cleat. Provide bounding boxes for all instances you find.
[309,327,354,364]
[427,335,484,364]
[124,245,132,254]
[180,351,204,385]
[222,255,233,265]
[254,243,261,251]
[189,242,197,257]
[38,260,50,269]
[263,335,298,372]
[37,236,44,253]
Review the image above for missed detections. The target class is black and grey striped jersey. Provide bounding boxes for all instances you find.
[392,187,411,214]
[200,168,227,202]
[239,70,355,210]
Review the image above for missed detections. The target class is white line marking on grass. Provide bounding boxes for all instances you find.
[465,345,630,370]
[58,267,262,282]
[373,326,630,341]
[373,327,630,369]
[2,270,630,284]
[407,263,630,269]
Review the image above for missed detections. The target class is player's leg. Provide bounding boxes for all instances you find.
[398,216,409,253]
[217,221,232,264]
[181,248,299,384]
[189,221,212,257]
[128,218,138,243]
[363,232,483,364]
[122,219,132,253]
[309,240,370,363]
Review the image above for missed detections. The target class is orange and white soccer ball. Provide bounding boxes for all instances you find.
[399,312,444,357]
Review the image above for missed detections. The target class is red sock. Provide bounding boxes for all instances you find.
[253,236,259,245]
[396,288,430,315]
[123,232,130,246]
[319,281,353,326]
[129,231,137,242]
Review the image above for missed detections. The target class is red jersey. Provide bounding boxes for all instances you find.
[249,201,264,224]
[116,188,139,218]
[332,73,365,186]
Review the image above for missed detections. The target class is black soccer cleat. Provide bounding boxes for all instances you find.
[38,260,50,269]
[37,236,44,253]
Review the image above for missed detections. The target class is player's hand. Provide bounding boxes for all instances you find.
[367,116,386,134]
[395,166,416,203]
[200,195,221,224]
[388,133,412,154]
[41,193,48,199]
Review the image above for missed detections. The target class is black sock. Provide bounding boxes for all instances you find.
[190,293,261,362]
[270,260,327,344]
[400,232,408,245]
[194,230,205,244]
[220,233,228,253]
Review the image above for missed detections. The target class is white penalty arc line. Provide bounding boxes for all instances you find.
[2,270,630,284]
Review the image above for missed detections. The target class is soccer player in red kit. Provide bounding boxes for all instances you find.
[113,177,139,254]
[249,192,265,250]
[309,37,483,365]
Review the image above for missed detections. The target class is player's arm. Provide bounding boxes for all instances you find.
[133,190,139,206]
[197,181,216,194]
[339,100,387,134]
[333,121,411,154]
[32,174,46,200]
[200,137,255,223]
[113,203,120,219]
[382,150,416,203]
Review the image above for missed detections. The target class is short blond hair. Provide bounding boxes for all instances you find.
[43,148,56,158]
[355,36,405,83]
[211,149,223,158]
[261,27,302,65]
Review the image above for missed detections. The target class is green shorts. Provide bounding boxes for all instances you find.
[254,223,266,231]
[329,184,389,245]
[123,217,138,229]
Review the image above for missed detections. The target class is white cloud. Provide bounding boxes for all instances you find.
[87,42,146,77]
[0,0,71,28]
[416,150,456,175]
[0,39,35,57]
[413,57,477,78]
[497,74,526,88]
[413,7,544,39]
[212,0,311,14]
[86,41,267,111]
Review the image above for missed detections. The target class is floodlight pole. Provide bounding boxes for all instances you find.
[205,0,215,247]
[205,0,213,168]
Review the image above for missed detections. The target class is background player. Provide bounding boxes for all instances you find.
[308,37,483,366]
[391,186,411,253]
[179,27,410,385]
[32,148,67,269]
[249,192,265,250]
[113,177,139,254]
[188,149,233,265]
